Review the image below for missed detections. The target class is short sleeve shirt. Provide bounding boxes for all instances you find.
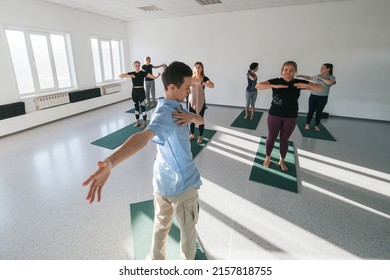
[268,78,309,118]
[310,74,336,97]
[128,71,148,86]
[246,72,257,92]
[142,64,154,81]
[146,98,202,196]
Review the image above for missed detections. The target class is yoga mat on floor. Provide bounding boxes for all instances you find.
[90,121,149,150]
[91,125,216,157]
[296,116,336,141]
[249,137,298,193]
[126,106,154,114]
[130,199,207,260]
[230,110,263,130]
[190,128,217,158]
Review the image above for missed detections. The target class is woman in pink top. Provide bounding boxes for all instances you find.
[188,62,215,144]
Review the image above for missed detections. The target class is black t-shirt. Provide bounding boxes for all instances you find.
[142,64,154,81]
[128,71,148,86]
[201,76,210,89]
[268,78,309,118]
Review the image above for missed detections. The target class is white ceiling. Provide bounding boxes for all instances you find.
[38,0,353,22]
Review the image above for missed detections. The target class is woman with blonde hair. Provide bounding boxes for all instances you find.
[188,62,214,144]
[256,61,323,171]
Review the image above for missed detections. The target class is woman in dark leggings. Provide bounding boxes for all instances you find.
[256,61,324,171]
[120,61,160,128]
[298,63,336,132]
[188,62,214,144]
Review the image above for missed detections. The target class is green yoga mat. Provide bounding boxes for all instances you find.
[126,106,154,114]
[91,124,216,159]
[249,137,298,193]
[190,128,217,158]
[230,110,263,130]
[90,122,149,150]
[130,199,207,260]
[296,116,336,141]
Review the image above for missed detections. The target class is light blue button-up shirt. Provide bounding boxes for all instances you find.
[147,98,202,197]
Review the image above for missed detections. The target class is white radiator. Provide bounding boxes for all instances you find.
[34,93,70,110]
[102,83,122,95]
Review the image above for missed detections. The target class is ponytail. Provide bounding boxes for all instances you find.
[324,63,334,75]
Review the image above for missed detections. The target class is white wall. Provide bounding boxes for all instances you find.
[0,0,389,137]
[0,0,131,136]
[127,0,390,121]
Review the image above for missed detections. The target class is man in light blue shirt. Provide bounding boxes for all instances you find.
[149,98,202,196]
[83,61,204,260]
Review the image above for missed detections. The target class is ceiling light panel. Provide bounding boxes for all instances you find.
[137,5,163,12]
[195,0,222,6]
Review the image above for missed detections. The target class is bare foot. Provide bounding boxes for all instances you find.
[250,115,254,120]
[305,124,310,130]
[244,115,248,120]
[279,160,288,172]
[134,122,140,127]
[189,134,195,141]
[141,122,147,128]
[315,126,321,132]
[197,136,203,144]
[263,157,271,168]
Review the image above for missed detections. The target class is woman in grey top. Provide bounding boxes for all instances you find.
[245,62,259,120]
[298,63,336,132]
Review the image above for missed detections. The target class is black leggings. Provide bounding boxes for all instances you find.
[306,94,328,126]
[132,88,146,121]
[189,104,206,136]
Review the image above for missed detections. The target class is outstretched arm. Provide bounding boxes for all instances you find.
[297,74,312,80]
[119,73,135,79]
[153,64,167,69]
[146,73,161,80]
[294,82,324,92]
[82,129,155,203]
[256,81,288,90]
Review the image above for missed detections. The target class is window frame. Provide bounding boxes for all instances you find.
[4,26,76,97]
[90,36,125,85]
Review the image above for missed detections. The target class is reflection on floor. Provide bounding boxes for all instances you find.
[0,100,389,259]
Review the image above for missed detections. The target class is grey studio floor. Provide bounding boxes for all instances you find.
[1,100,389,260]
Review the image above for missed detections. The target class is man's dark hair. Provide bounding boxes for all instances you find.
[162,61,193,91]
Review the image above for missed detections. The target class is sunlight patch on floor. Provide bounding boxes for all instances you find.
[302,181,390,220]
[297,149,390,197]
[198,177,359,259]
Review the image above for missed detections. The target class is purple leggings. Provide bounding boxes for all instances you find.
[266,114,296,158]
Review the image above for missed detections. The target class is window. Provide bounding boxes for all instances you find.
[91,37,124,84]
[5,27,75,96]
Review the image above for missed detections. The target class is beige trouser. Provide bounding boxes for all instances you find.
[150,188,199,260]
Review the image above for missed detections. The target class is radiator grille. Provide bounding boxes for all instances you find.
[102,83,122,95]
[34,93,70,110]
[0,102,26,120]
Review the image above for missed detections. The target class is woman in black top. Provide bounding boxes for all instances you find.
[120,61,160,128]
[142,56,166,107]
[256,61,323,171]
